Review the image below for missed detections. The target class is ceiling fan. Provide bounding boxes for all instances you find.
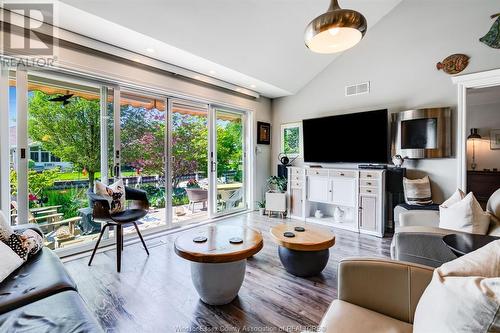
[49,93,74,106]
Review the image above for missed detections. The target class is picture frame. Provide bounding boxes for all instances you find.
[491,129,500,150]
[280,122,303,158]
[257,121,271,145]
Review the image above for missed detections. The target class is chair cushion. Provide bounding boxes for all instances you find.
[0,248,77,314]
[110,209,147,223]
[439,192,490,235]
[0,290,103,332]
[319,300,413,333]
[403,176,433,205]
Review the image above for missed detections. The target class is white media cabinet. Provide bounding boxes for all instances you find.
[287,167,386,237]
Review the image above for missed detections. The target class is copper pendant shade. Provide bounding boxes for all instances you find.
[305,0,367,54]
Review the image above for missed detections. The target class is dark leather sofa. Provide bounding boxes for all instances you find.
[0,225,103,332]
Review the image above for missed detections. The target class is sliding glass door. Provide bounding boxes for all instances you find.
[3,69,251,255]
[18,73,110,250]
[119,92,168,233]
[171,101,209,224]
[212,108,247,216]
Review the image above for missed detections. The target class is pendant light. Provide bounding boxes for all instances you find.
[305,0,367,54]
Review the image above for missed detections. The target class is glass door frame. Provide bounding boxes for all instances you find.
[14,69,117,257]
[208,105,251,218]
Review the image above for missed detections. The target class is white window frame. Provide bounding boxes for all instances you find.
[280,122,303,158]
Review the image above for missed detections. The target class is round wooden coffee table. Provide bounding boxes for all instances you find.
[174,224,263,305]
[270,224,335,277]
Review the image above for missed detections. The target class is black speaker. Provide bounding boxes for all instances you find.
[277,164,288,178]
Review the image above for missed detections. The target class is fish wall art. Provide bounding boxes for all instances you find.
[480,13,500,49]
[436,54,470,75]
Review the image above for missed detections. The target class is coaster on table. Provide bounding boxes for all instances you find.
[283,232,295,238]
[294,227,305,232]
[193,236,208,243]
[229,237,243,244]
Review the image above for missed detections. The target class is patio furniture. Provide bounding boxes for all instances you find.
[87,187,150,272]
[185,188,208,212]
[224,188,243,210]
[10,201,82,245]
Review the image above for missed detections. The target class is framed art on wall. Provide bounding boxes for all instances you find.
[491,129,500,150]
[257,121,271,145]
[280,122,302,157]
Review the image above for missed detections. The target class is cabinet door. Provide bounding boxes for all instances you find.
[331,178,356,206]
[359,195,377,232]
[307,176,330,203]
[290,188,303,217]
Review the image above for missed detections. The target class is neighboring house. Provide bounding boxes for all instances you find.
[9,126,73,171]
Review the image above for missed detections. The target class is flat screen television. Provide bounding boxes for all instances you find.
[303,109,388,163]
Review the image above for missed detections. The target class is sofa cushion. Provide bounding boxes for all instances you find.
[403,176,433,205]
[0,290,103,332]
[439,192,490,235]
[413,240,500,333]
[0,211,13,242]
[318,300,412,333]
[0,247,77,314]
[0,242,23,283]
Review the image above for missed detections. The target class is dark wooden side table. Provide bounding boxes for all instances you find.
[270,223,335,277]
[442,234,499,257]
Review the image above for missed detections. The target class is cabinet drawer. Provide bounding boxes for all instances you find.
[330,170,357,178]
[360,179,379,187]
[360,171,381,179]
[291,181,303,189]
[290,168,304,175]
[306,169,328,177]
[290,174,303,182]
[360,187,378,195]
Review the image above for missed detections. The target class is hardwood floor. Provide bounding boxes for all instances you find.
[64,212,392,333]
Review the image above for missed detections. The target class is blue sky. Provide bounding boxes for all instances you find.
[9,86,16,126]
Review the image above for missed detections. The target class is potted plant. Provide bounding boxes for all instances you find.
[256,199,266,215]
[265,176,287,218]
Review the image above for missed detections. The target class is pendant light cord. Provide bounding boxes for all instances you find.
[328,0,340,12]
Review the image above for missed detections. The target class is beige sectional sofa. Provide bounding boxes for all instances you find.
[391,188,500,267]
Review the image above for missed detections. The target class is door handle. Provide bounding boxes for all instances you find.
[211,161,217,173]
[114,164,120,178]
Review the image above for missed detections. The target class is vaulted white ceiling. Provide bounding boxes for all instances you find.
[58,0,401,98]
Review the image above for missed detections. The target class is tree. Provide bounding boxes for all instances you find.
[28,91,101,188]
[120,105,165,176]
[216,119,243,181]
[283,127,299,155]
[171,112,208,187]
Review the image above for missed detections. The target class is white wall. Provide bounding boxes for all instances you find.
[272,0,500,203]
[466,101,500,171]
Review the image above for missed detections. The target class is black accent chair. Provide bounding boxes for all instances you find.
[87,187,150,272]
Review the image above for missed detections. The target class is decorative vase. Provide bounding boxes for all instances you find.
[391,155,406,168]
[314,210,324,219]
[333,207,345,222]
[259,208,265,216]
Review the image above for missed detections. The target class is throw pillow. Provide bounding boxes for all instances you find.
[95,179,126,214]
[439,192,491,235]
[403,176,433,205]
[0,210,13,242]
[441,188,465,207]
[413,240,500,332]
[4,229,44,261]
[0,241,23,283]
